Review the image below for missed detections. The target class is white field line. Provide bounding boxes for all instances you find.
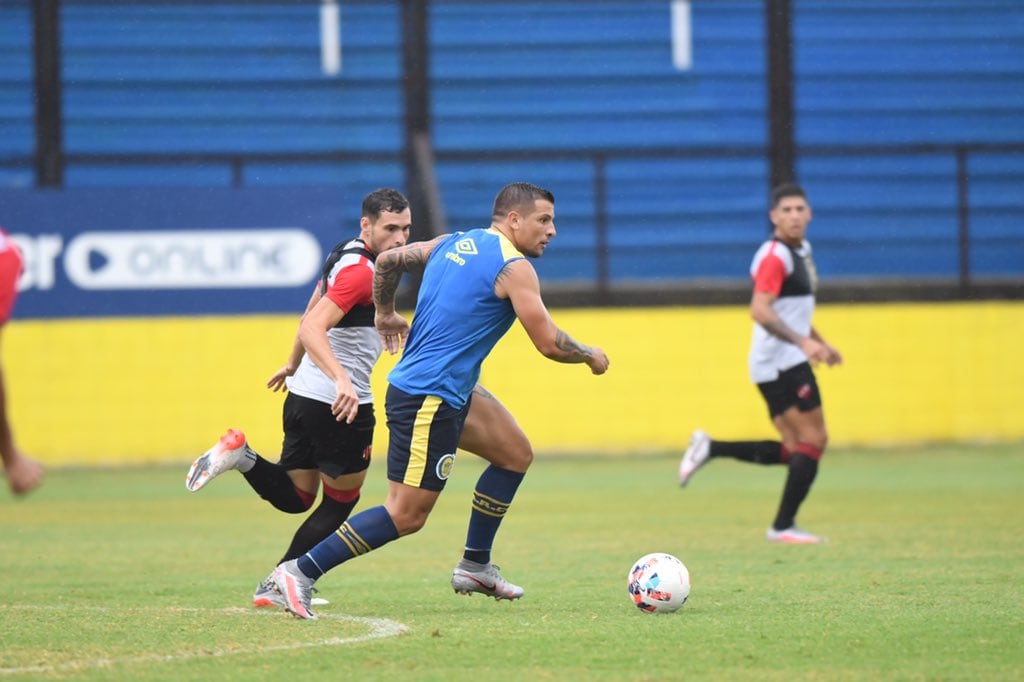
[0,605,408,676]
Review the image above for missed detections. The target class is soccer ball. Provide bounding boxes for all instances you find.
[627,552,690,614]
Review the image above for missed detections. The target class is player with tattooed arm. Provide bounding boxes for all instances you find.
[272,182,610,619]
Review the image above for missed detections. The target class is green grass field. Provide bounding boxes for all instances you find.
[3,443,1022,681]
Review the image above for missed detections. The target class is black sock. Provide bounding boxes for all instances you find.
[772,453,819,530]
[278,494,360,564]
[241,457,310,513]
[709,440,783,465]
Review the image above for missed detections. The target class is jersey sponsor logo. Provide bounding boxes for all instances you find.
[444,251,466,266]
[435,453,456,480]
[455,238,478,255]
[14,229,321,291]
[442,237,479,267]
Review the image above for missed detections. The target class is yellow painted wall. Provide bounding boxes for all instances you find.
[5,302,1022,466]
[481,302,1024,452]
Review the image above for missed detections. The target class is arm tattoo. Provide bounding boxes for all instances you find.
[554,329,593,363]
[494,262,516,288]
[373,240,438,306]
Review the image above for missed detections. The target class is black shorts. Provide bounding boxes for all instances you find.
[278,392,375,478]
[384,384,470,492]
[756,362,823,418]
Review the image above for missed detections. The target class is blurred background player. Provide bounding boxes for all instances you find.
[185,188,411,607]
[271,182,610,619]
[0,229,44,497]
[677,183,842,544]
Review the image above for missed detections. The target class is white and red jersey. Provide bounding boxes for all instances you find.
[747,237,818,383]
[286,238,382,405]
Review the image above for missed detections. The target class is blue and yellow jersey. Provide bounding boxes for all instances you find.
[388,227,524,408]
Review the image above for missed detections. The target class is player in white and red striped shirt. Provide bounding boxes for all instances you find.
[678,184,842,544]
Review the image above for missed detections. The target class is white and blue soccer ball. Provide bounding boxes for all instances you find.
[627,552,691,614]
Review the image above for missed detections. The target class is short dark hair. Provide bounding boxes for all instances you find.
[492,182,555,219]
[362,188,409,221]
[771,182,808,208]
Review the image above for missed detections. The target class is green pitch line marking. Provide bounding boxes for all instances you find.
[0,605,408,676]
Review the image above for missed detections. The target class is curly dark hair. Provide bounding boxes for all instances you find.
[362,188,410,221]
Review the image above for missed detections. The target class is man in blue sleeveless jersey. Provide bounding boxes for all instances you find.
[272,182,610,619]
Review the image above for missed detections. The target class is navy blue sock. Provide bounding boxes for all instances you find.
[462,466,525,565]
[297,505,399,578]
[278,493,359,564]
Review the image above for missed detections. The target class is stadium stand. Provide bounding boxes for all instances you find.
[1,0,1021,283]
[0,2,33,187]
[795,1,1024,279]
